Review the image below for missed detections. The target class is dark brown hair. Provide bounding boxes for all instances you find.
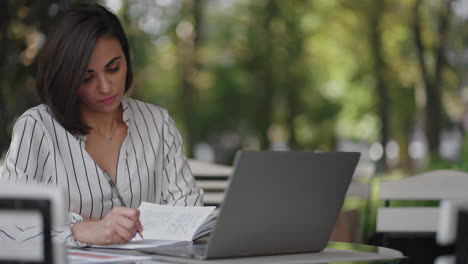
[36,4,133,135]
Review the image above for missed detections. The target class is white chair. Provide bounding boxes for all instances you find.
[434,199,468,264]
[375,170,468,263]
[377,169,468,234]
[188,159,233,206]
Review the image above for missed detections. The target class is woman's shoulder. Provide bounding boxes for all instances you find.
[16,104,51,123]
[10,104,54,137]
[123,97,169,119]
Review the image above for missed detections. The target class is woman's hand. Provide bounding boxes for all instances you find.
[72,207,143,245]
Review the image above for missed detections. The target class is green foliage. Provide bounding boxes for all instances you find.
[0,0,464,166]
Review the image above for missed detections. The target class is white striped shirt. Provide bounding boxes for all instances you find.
[0,97,203,246]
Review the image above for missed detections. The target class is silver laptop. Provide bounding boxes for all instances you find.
[141,151,360,259]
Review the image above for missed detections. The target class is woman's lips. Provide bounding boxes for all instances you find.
[99,95,116,104]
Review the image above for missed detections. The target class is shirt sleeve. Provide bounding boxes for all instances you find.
[0,115,88,247]
[160,110,204,206]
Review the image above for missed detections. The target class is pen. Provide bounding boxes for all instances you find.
[103,171,144,239]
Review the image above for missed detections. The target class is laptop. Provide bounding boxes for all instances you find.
[141,151,360,259]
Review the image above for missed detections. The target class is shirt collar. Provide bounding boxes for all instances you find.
[75,134,87,142]
[121,97,131,127]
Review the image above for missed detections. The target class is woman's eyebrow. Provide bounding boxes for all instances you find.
[87,56,122,72]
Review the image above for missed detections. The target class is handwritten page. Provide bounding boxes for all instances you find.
[137,202,215,241]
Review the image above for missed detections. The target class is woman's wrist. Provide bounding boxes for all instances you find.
[72,220,93,244]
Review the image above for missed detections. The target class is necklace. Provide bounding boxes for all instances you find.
[90,107,123,144]
[95,127,118,144]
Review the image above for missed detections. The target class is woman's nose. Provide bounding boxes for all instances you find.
[97,74,111,93]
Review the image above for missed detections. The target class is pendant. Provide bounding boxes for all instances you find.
[106,138,112,144]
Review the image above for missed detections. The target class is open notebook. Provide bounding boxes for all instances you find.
[90,202,216,249]
[136,202,216,241]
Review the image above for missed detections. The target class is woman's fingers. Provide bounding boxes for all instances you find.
[116,214,138,233]
[111,207,140,220]
[109,207,143,233]
[113,220,136,243]
[102,210,140,243]
[137,221,143,232]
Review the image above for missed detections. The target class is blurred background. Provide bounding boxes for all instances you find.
[1,0,468,170]
[0,0,467,253]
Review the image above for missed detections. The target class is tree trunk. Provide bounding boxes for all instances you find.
[246,0,278,150]
[178,0,204,157]
[413,0,451,156]
[286,80,300,149]
[369,0,390,171]
[285,21,304,150]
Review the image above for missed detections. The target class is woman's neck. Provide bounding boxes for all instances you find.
[81,104,124,134]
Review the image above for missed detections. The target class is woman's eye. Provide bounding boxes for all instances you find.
[108,66,120,73]
[83,76,93,83]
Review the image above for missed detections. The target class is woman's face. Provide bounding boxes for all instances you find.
[78,36,127,114]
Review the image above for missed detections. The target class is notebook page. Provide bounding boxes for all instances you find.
[88,239,187,250]
[138,202,215,241]
[68,249,151,263]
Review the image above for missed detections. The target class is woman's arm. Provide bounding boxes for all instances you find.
[0,116,75,245]
[160,111,204,206]
[1,115,89,246]
[1,114,143,246]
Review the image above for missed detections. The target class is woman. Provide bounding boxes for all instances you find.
[0,4,203,246]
